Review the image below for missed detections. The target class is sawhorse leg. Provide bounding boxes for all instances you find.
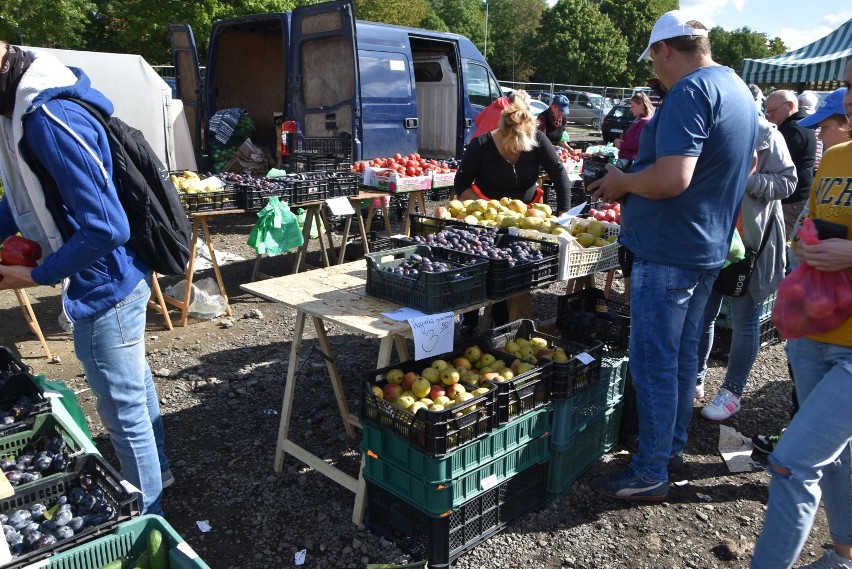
[402,191,427,236]
[14,289,52,360]
[148,274,173,331]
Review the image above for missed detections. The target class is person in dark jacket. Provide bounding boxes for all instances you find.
[0,42,171,514]
[764,89,816,239]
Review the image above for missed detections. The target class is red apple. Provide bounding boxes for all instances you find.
[445,383,466,399]
[383,383,402,403]
[429,385,446,400]
[402,371,419,391]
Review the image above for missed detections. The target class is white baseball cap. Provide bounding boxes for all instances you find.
[638,10,709,62]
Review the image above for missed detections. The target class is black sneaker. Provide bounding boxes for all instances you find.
[752,433,781,454]
[668,454,685,474]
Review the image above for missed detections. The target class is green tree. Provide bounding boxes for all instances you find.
[533,0,627,86]
[597,0,677,86]
[768,36,788,55]
[486,0,546,82]
[355,0,430,27]
[709,26,779,74]
[0,0,95,48]
[429,0,485,52]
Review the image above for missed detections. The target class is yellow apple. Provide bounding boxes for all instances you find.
[386,369,404,385]
[440,367,461,385]
[412,376,432,399]
[464,345,483,363]
[422,367,441,384]
[431,359,449,372]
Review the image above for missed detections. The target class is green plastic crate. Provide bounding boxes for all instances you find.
[550,353,627,451]
[715,291,776,330]
[362,405,551,485]
[0,413,87,490]
[546,403,622,499]
[45,514,211,569]
[363,432,550,516]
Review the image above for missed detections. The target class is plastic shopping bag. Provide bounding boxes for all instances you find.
[722,229,746,268]
[772,219,852,338]
[247,196,304,255]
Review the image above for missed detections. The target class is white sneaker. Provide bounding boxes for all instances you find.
[700,388,741,421]
[798,548,852,568]
[695,383,705,400]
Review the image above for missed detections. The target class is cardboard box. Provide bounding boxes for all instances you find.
[430,170,456,189]
[364,166,432,193]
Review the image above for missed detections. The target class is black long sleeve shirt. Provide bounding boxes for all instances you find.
[453,130,572,212]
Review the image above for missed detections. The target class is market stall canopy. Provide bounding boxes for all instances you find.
[21,46,197,172]
[741,17,852,84]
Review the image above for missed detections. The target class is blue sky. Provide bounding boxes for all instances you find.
[679,0,852,50]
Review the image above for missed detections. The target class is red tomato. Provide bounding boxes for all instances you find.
[405,159,417,168]
[405,166,416,176]
[393,153,402,160]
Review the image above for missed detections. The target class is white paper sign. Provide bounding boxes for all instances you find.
[407,312,454,361]
[326,196,355,216]
[383,306,427,321]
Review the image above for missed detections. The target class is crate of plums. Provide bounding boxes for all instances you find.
[0,348,28,382]
[404,227,560,299]
[0,413,89,492]
[365,245,488,314]
[1,454,139,568]
[0,373,51,438]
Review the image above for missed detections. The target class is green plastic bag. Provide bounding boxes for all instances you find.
[723,229,746,268]
[294,207,325,239]
[34,375,92,439]
[247,196,304,255]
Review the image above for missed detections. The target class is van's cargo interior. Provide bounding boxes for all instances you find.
[411,37,459,159]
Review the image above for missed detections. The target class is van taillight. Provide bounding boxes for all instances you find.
[281,120,298,157]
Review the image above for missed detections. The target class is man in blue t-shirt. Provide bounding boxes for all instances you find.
[588,10,759,502]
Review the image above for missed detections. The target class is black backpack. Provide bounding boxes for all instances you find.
[23,98,192,276]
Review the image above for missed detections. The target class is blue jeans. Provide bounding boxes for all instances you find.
[696,290,764,396]
[751,338,852,569]
[628,258,719,481]
[72,276,169,515]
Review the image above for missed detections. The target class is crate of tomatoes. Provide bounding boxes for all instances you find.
[352,153,456,194]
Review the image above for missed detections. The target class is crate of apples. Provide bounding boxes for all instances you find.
[587,201,620,224]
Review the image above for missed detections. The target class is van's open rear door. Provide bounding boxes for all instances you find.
[290,0,359,154]
[169,24,203,161]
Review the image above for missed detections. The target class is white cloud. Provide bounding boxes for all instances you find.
[776,12,852,50]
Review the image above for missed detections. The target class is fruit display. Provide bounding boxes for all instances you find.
[0,432,70,486]
[586,201,621,224]
[169,171,225,196]
[410,227,547,267]
[568,218,618,249]
[432,197,567,235]
[352,153,455,177]
[2,475,120,559]
[380,252,468,281]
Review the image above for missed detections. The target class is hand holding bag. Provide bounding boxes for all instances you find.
[713,222,774,298]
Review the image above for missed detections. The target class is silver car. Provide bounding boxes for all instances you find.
[558,90,612,129]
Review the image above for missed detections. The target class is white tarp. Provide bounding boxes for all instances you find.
[22,46,196,172]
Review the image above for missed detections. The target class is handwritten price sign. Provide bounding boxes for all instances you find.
[407,312,454,360]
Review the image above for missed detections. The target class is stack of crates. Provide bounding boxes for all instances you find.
[0,347,210,569]
[362,341,556,568]
[546,354,627,498]
[711,292,781,359]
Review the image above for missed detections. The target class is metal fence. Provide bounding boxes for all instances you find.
[498,80,634,105]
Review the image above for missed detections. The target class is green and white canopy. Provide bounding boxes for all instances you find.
[741,18,852,84]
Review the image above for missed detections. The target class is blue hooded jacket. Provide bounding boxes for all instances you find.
[0,53,149,321]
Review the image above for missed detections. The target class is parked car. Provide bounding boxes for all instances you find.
[528,91,554,105]
[601,104,635,144]
[528,99,549,117]
[557,90,612,129]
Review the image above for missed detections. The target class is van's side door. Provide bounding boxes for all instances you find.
[358,49,418,160]
[461,60,503,147]
[169,24,203,161]
[290,1,359,154]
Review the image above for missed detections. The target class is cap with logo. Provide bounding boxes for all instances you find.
[797,87,849,128]
[638,10,708,62]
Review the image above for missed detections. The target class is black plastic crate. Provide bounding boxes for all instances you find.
[289,133,351,155]
[236,180,293,210]
[179,186,239,212]
[365,245,488,314]
[0,372,50,436]
[485,234,560,299]
[327,171,360,198]
[429,187,454,202]
[0,454,139,569]
[288,175,330,204]
[366,461,548,569]
[486,319,604,400]
[362,357,498,457]
[711,318,780,360]
[558,288,630,351]
[0,347,28,382]
[408,213,491,239]
[290,154,351,174]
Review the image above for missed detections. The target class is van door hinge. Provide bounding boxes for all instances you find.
[404,118,418,129]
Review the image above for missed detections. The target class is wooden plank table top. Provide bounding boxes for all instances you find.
[240,258,490,339]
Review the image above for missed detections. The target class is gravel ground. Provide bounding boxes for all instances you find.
[0,201,834,569]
